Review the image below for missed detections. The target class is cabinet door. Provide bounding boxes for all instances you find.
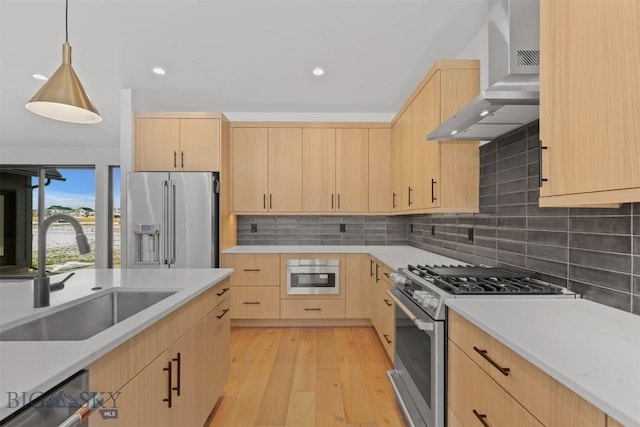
[369,129,392,212]
[179,119,220,171]
[345,254,370,318]
[208,299,231,417]
[540,0,640,199]
[410,72,440,209]
[232,128,269,212]
[136,118,180,171]
[302,128,336,211]
[268,128,303,211]
[391,122,405,211]
[335,129,369,212]
[95,349,172,427]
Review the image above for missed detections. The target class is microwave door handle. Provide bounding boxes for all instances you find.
[387,290,434,332]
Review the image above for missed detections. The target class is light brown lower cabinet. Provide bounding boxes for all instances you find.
[88,284,230,426]
[230,286,280,319]
[280,299,346,319]
[369,256,395,361]
[448,309,610,427]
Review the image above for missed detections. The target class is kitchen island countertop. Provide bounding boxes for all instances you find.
[446,298,640,427]
[0,268,233,420]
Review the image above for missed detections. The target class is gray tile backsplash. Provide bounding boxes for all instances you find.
[408,121,638,315]
[237,215,408,246]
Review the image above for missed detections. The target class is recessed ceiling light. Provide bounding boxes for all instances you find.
[152,67,166,75]
[32,74,48,81]
[450,130,458,136]
[312,67,325,77]
[480,110,490,117]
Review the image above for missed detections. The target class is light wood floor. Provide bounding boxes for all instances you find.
[206,327,407,427]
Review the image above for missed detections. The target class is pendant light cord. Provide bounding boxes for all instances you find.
[65,0,68,43]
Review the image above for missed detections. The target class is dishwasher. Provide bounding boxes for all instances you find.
[0,370,101,427]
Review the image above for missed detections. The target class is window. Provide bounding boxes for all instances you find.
[0,166,96,275]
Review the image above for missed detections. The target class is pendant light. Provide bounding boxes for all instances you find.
[25,0,101,124]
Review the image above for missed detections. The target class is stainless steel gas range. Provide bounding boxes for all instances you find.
[386,264,578,427]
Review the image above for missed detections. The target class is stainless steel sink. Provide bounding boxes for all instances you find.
[0,290,176,341]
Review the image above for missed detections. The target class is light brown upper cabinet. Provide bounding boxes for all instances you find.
[134,113,222,171]
[368,129,392,212]
[302,128,336,212]
[303,128,369,213]
[539,0,640,206]
[391,60,480,214]
[232,127,303,213]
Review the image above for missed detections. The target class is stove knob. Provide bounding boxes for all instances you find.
[422,295,439,310]
[428,298,439,310]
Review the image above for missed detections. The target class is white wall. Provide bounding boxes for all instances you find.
[456,22,490,91]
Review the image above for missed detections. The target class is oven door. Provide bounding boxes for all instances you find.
[387,289,444,427]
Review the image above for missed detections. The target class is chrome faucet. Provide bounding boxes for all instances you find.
[33,169,91,308]
[33,213,91,307]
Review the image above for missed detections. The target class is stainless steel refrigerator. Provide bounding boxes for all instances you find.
[126,172,219,268]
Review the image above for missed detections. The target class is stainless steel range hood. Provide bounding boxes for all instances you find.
[428,0,540,141]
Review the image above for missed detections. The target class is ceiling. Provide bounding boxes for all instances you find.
[0,0,489,149]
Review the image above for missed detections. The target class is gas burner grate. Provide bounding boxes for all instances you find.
[406,264,565,295]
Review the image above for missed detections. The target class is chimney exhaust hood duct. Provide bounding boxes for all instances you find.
[427,0,540,141]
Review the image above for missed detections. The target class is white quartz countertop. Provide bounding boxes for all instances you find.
[0,268,232,420]
[222,245,465,270]
[445,298,640,427]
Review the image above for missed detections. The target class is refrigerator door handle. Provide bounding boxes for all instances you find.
[163,180,170,265]
[169,180,177,265]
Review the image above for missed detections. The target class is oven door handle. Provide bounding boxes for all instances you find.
[387,290,434,332]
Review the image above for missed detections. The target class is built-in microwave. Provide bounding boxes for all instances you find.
[286,259,340,295]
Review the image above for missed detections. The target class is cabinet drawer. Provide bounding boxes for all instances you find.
[448,340,543,427]
[280,299,345,319]
[448,310,606,427]
[222,253,280,286]
[230,286,279,319]
[374,283,394,360]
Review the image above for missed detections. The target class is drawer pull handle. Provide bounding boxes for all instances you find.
[383,299,392,307]
[243,268,261,272]
[383,334,392,344]
[216,287,230,297]
[243,301,261,305]
[472,410,490,427]
[216,308,230,319]
[304,308,322,311]
[383,272,390,278]
[473,346,510,376]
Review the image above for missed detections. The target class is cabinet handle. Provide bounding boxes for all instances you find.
[269,193,272,209]
[431,179,437,203]
[181,151,185,168]
[370,259,374,277]
[243,268,261,272]
[173,151,177,169]
[337,193,341,209]
[243,301,261,305]
[383,298,392,307]
[383,334,392,344]
[473,346,511,376]
[408,187,413,206]
[473,410,490,427]
[263,194,266,209]
[392,192,397,209]
[162,361,172,408]
[331,194,334,209]
[304,308,322,311]
[216,308,230,319]
[375,263,380,282]
[172,353,181,397]
[216,287,230,297]
[538,140,548,187]
[383,272,390,278]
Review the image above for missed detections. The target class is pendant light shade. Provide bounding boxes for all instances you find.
[25,1,101,124]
